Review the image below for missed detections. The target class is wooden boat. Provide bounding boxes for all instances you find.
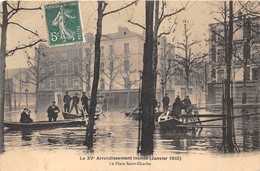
[4,120,87,131]
[158,111,184,130]
[62,111,100,120]
[125,107,163,120]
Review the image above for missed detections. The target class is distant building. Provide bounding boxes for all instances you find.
[5,68,35,111]
[37,43,83,111]
[207,14,260,107]
[36,27,191,110]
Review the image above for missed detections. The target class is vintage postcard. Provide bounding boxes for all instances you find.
[0,0,259,171]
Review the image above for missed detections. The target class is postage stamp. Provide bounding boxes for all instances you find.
[45,1,83,47]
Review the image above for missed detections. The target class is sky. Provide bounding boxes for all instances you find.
[4,1,216,69]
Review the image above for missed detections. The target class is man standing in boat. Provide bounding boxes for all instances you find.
[70,92,80,114]
[182,96,192,113]
[170,95,182,118]
[63,91,71,112]
[162,93,170,112]
[47,101,60,122]
[81,92,89,114]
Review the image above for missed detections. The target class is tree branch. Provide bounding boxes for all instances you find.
[128,19,145,30]
[103,0,138,17]
[6,39,45,56]
[8,22,39,36]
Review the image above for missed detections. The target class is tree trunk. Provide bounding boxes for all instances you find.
[242,16,251,108]
[225,0,236,153]
[85,1,103,149]
[35,84,39,113]
[0,1,8,152]
[140,0,155,155]
[153,0,159,99]
[126,87,130,108]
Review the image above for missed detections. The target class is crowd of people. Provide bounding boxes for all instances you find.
[20,91,90,123]
[162,94,192,118]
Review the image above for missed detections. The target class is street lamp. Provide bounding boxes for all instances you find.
[161,79,165,98]
[25,88,28,108]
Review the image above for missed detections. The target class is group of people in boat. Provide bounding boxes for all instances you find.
[20,91,90,123]
[63,91,89,114]
[162,94,192,118]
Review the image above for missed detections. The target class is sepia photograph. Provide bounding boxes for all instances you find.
[0,0,259,170]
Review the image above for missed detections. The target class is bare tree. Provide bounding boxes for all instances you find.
[116,65,140,108]
[23,48,53,113]
[0,1,43,151]
[175,20,207,96]
[128,1,187,97]
[84,0,138,149]
[75,44,94,94]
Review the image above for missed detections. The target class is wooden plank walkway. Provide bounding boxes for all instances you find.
[179,114,223,118]
[176,125,226,128]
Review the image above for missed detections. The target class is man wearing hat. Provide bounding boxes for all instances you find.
[63,91,71,112]
[162,93,170,112]
[70,92,80,114]
[182,96,192,113]
[81,92,89,114]
[20,108,33,123]
[47,101,60,122]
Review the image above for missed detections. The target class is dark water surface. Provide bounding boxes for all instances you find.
[3,110,260,155]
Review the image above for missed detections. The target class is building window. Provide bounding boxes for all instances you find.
[40,80,45,88]
[109,45,113,55]
[211,68,216,82]
[217,49,225,62]
[245,67,250,81]
[86,48,91,59]
[50,52,55,61]
[45,78,50,89]
[109,61,114,70]
[124,43,129,54]
[124,77,131,89]
[62,65,67,74]
[124,59,129,71]
[50,66,56,75]
[74,77,79,89]
[51,80,55,89]
[62,51,67,60]
[100,78,105,90]
[56,77,61,88]
[211,45,216,62]
[100,62,104,73]
[217,69,224,82]
[101,46,104,57]
[252,68,259,80]
[62,78,68,89]
[56,63,61,75]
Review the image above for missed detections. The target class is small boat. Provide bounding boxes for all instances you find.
[158,105,202,131]
[125,107,163,120]
[158,111,184,130]
[62,111,101,120]
[4,120,87,131]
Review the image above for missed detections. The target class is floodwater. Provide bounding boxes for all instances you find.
[3,109,260,155]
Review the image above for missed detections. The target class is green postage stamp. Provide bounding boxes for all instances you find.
[45,1,83,47]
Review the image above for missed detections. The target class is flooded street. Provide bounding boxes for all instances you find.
[3,110,260,155]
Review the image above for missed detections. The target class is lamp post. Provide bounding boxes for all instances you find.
[161,79,165,99]
[25,88,28,108]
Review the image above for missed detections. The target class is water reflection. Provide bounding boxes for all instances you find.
[2,110,260,155]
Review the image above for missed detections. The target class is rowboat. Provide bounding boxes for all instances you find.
[62,111,100,120]
[125,107,163,120]
[4,120,87,131]
[158,111,184,130]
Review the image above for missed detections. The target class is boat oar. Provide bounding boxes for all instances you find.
[96,105,107,119]
[126,105,138,118]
